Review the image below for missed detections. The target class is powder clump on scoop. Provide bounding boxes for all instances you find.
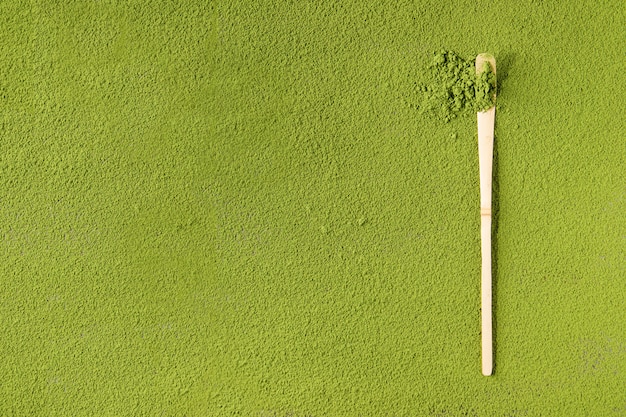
[418,50,496,123]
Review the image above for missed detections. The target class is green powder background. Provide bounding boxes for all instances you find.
[1,0,625,416]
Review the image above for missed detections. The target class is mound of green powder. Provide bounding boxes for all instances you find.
[418,50,496,122]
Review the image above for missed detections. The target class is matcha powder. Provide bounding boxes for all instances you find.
[417,50,496,122]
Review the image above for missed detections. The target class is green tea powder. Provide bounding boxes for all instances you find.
[418,50,496,122]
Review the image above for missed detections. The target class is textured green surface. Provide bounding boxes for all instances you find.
[1,0,625,416]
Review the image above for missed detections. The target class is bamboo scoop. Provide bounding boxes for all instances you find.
[476,53,496,376]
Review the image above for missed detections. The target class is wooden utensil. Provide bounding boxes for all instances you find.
[476,53,496,376]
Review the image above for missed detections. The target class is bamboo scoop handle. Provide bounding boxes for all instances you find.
[476,53,496,376]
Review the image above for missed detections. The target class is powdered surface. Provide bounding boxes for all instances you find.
[1,1,624,416]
